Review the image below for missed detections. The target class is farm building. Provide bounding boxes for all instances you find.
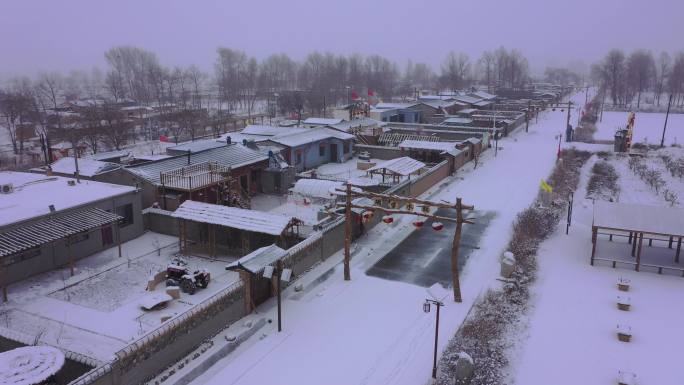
[0,172,144,296]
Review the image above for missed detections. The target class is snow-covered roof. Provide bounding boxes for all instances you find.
[0,172,136,227]
[303,117,344,126]
[48,157,120,177]
[329,117,386,132]
[88,150,130,162]
[593,201,684,237]
[0,207,122,257]
[373,102,420,110]
[133,154,173,161]
[167,139,226,153]
[442,117,474,125]
[454,95,481,105]
[269,127,354,147]
[367,157,425,176]
[171,200,296,236]
[468,91,497,100]
[225,244,288,274]
[291,179,343,199]
[457,108,477,115]
[126,145,268,186]
[398,140,457,153]
[0,346,65,385]
[242,125,308,137]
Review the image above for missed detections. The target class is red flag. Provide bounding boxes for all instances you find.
[351,91,359,100]
[368,89,374,97]
[159,135,170,143]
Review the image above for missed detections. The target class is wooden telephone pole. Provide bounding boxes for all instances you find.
[341,185,473,302]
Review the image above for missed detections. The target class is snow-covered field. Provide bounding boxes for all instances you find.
[595,110,684,146]
[513,149,684,385]
[178,92,589,385]
[0,232,242,362]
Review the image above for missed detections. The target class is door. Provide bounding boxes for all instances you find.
[330,143,338,162]
[102,225,114,247]
[240,174,249,193]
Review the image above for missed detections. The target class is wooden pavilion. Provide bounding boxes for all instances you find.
[366,157,425,184]
[591,201,684,275]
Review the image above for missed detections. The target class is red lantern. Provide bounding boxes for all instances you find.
[431,222,444,231]
[413,220,425,228]
[382,215,394,224]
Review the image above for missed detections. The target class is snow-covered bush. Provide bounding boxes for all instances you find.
[437,149,590,385]
[587,161,620,200]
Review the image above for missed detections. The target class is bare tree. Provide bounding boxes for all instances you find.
[478,51,495,91]
[655,52,671,106]
[626,50,655,108]
[441,52,471,92]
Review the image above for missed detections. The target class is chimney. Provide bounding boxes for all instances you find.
[187,150,191,165]
[226,136,232,146]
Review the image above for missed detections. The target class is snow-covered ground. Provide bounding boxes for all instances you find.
[250,194,330,227]
[595,110,684,146]
[180,92,589,385]
[0,232,241,362]
[513,151,684,385]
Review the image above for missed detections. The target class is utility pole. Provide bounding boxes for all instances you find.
[525,100,531,133]
[600,90,606,122]
[276,259,283,332]
[565,100,572,140]
[451,198,464,302]
[661,94,673,148]
[423,299,443,379]
[343,183,352,281]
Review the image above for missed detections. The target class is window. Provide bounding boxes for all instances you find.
[295,151,303,164]
[116,203,134,227]
[319,144,326,157]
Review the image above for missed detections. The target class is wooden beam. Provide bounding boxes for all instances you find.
[116,222,123,258]
[344,183,352,281]
[338,204,464,223]
[451,198,464,303]
[590,226,597,266]
[636,232,643,272]
[342,188,474,210]
[631,232,637,257]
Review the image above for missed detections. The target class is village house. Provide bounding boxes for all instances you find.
[261,127,355,172]
[119,144,270,210]
[0,171,144,295]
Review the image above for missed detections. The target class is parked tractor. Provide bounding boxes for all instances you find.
[165,258,210,295]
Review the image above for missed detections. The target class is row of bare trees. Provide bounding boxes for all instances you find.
[2,45,532,157]
[591,49,684,108]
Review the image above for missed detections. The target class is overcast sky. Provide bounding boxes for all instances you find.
[1,0,682,78]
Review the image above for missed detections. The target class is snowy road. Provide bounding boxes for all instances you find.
[187,92,588,385]
[366,209,495,288]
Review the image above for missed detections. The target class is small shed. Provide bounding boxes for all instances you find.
[367,157,425,183]
[226,244,288,313]
[171,200,302,256]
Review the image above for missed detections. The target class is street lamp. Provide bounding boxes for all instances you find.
[423,299,444,379]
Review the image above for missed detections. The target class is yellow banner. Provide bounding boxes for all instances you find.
[540,179,553,193]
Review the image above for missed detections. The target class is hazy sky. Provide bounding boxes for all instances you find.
[1,0,682,77]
